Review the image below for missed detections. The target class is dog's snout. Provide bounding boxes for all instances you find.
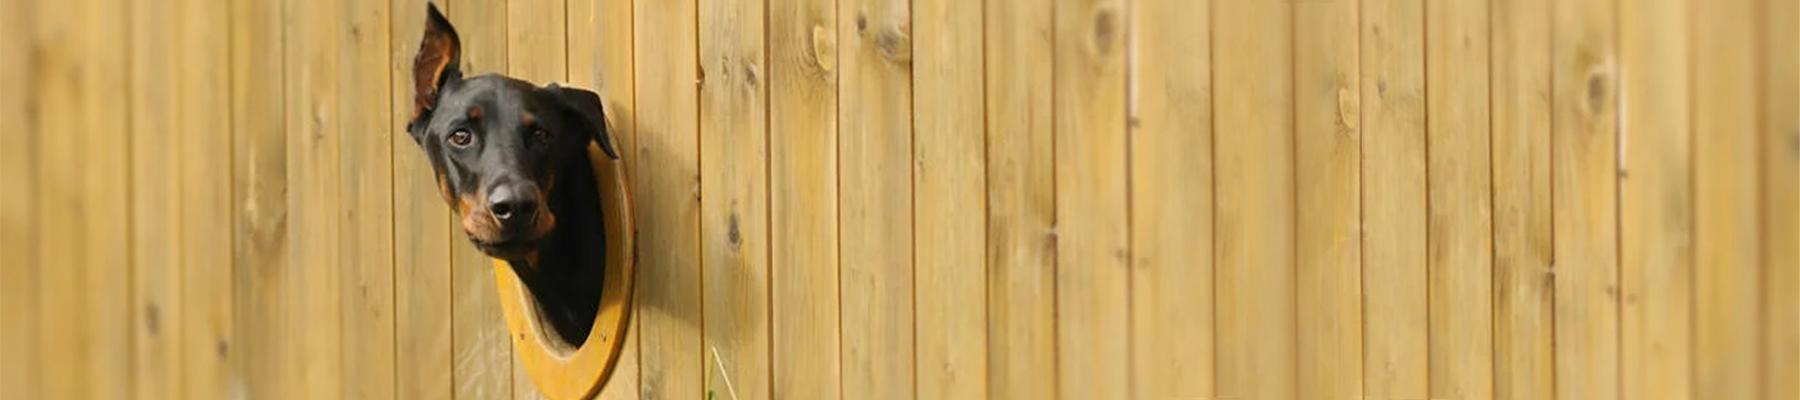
[487,182,541,224]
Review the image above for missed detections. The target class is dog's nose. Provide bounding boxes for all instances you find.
[487,183,540,224]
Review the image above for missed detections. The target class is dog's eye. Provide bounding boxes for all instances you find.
[532,129,552,144]
[448,129,474,147]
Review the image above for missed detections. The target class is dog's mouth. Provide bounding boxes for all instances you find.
[458,206,558,261]
[464,216,555,261]
[468,234,544,260]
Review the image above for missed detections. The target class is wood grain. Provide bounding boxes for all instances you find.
[1761,0,1800,395]
[34,0,135,397]
[230,0,293,395]
[1491,0,1556,397]
[0,0,38,396]
[1294,0,1362,397]
[1051,0,1129,398]
[508,0,567,83]
[1127,0,1212,398]
[1359,0,1428,397]
[285,0,347,394]
[838,0,916,397]
[175,0,235,397]
[1551,0,1621,397]
[912,0,987,396]
[633,0,706,398]
[1694,0,1764,397]
[699,0,772,397]
[1213,0,1296,398]
[130,2,186,396]
[1619,0,1694,397]
[1425,1,1494,399]
[339,0,398,397]
[768,0,844,397]
[983,0,1058,397]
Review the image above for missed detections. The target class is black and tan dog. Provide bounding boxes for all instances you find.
[408,4,618,344]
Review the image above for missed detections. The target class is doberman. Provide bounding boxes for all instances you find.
[407,3,619,344]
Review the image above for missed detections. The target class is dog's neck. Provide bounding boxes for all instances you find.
[505,152,606,344]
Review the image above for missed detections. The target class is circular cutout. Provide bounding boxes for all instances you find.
[493,143,634,400]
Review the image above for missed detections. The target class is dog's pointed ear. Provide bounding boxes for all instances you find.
[546,83,620,160]
[409,3,462,139]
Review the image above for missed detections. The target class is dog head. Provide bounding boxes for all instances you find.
[407,4,617,261]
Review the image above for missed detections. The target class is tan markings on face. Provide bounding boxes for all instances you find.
[435,173,454,203]
[467,105,483,120]
[530,184,557,239]
[521,112,537,128]
[457,191,502,243]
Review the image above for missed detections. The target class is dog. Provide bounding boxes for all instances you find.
[407,3,619,344]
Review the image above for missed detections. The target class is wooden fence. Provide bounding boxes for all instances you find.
[1,0,1796,399]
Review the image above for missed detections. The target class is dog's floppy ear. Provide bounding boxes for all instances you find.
[545,83,620,160]
[409,3,462,139]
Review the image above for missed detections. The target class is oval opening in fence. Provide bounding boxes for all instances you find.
[493,143,635,400]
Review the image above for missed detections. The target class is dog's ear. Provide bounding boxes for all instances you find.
[545,83,620,160]
[409,3,462,139]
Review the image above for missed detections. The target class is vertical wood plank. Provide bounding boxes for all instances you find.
[339,0,397,397]
[1694,0,1764,397]
[634,0,705,397]
[507,0,566,82]
[505,0,566,397]
[230,0,292,394]
[838,0,915,397]
[34,0,135,396]
[0,0,38,396]
[699,0,772,397]
[131,0,186,396]
[1551,0,1621,397]
[1359,0,1428,397]
[567,0,643,396]
[1051,0,1129,397]
[177,0,236,396]
[1214,0,1296,397]
[1293,0,1362,397]
[1491,0,1556,397]
[285,0,346,394]
[1127,0,1213,397]
[983,0,1057,397]
[912,0,987,396]
[768,0,843,396]
[1761,0,1800,395]
[391,1,455,399]
[511,360,541,400]
[444,1,516,398]
[1618,0,1694,397]
[1425,1,1495,399]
